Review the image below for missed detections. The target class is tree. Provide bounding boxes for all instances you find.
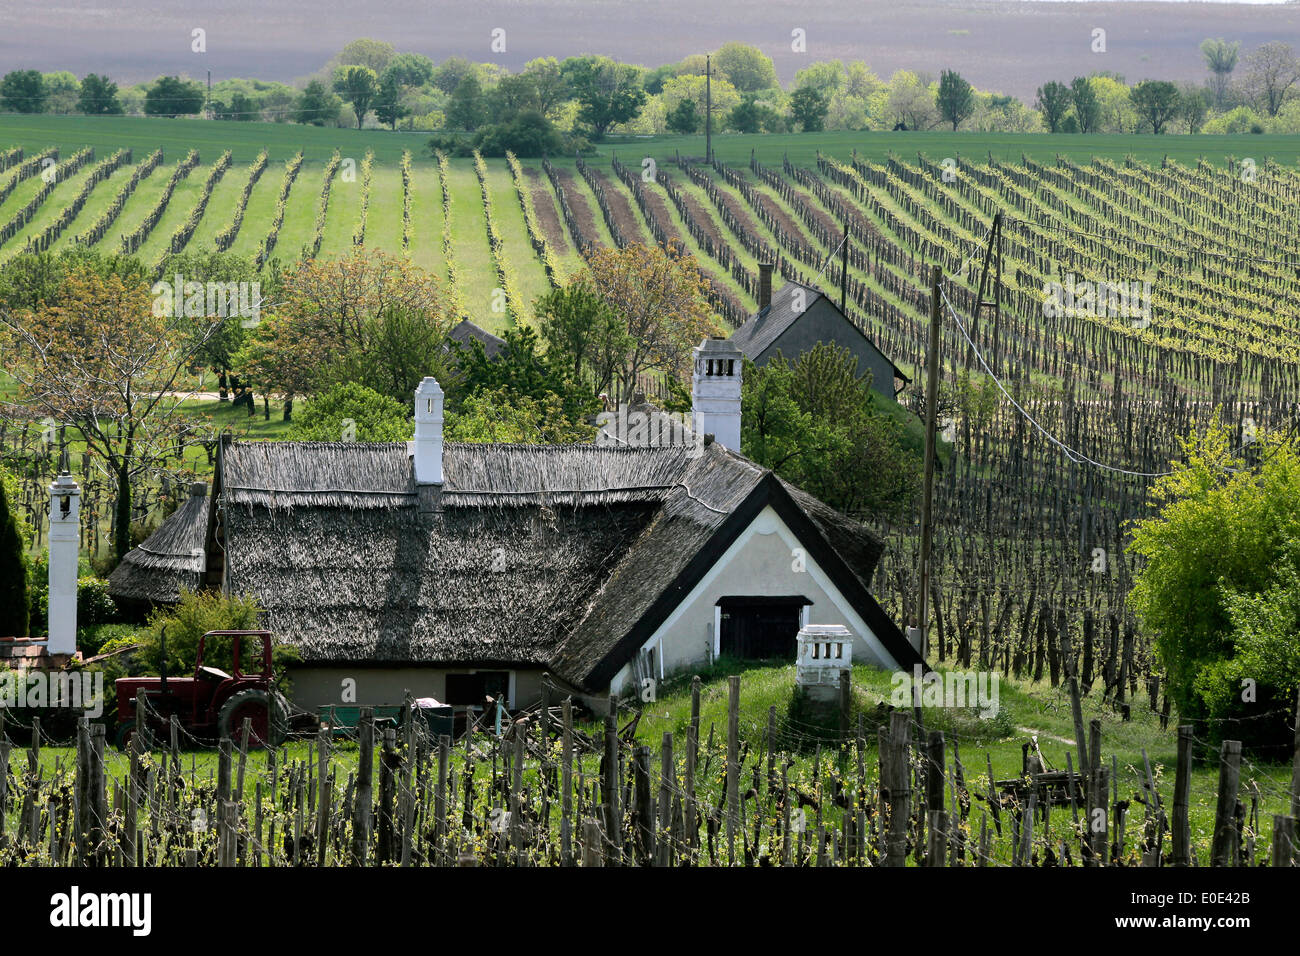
[1201,38,1240,108]
[789,86,830,132]
[455,324,595,426]
[42,72,80,114]
[936,69,974,131]
[294,79,341,126]
[1129,79,1181,134]
[144,76,204,117]
[77,73,122,115]
[742,345,922,523]
[1243,41,1300,117]
[432,56,477,95]
[667,97,700,134]
[583,241,718,401]
[1129,422,1300,748]
[235,249,453,412]
[333,65,378,128]
[522,58,568,115]
[0,70,46,113]
[711,42,778,93]
[0,469,29,639]
[386,52,436,88]
[446,387,595,444]
[0,268,220,559]
[535,279,630,397]
[374,68,407,130]
[446,74,487,131]
[473,110,563,157]
[1179,85,1208,134]
[332,38,396,75]
[1070,77,1100,133]
[1035,81,1072,133]
[561,55,647,139]
[886,70,939,130]
[289,381,412,441]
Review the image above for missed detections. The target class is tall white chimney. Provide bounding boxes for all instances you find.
[413,376,444,485]
[47,465,80,656]
[692,337,743,452]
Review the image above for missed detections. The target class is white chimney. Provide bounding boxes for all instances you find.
[47,466,80,656]
[691,337,743,452]
[412,376,444,485]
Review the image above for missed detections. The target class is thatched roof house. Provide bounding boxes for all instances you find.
[112,352,921,712]
[108,481,210,612]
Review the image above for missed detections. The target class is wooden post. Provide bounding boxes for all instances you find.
[684,720,698,861]
[316,728,330,866]
[582,818,602,867]
[658,732,673,868]
[766,705,777,795]
[1271,814,1295,868]
[603,696,621,865]
[1291,687,1300,821]
[632,744,654,865]
[927,810,947,866]
[435,733,450,865]
[916,264,944,659]
[1068,675,1089,776]
[561,701,574,866]
[884,711,911,867]
[726,675,740,866]
[839,670,851,739]
[351,707,374,866]
[1211,739,1242,867]
[1171,726,1194,866]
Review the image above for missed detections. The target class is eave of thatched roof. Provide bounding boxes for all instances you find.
[118,436,911,683]
[107,491,209,603]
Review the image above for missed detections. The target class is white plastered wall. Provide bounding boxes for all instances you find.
[608,505,903,696]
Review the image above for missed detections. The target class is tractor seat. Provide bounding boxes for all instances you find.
[198,665,232,681]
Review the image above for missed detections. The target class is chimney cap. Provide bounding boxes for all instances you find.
[415,376,444,395]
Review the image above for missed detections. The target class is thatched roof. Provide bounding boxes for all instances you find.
[116,437,918,686]
[107,483,210,603]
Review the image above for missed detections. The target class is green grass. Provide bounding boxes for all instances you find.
[443,162,500,328]
[407,161,445,276]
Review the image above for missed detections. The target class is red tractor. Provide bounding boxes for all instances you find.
[115,629,288,751]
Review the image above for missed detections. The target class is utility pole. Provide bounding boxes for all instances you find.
[705,55,712,165]
[916,265,943,661]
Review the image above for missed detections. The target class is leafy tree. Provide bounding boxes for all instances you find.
[446,74,487,131]
[1201,38,1240,108]
[886,70,939,130]
[521,58,568,115]
[583,241,718,402]
[332,38,396,75]
[77,73,122,114]
[454,324,595,425]
[0,469,29,639]
[1129,422,1300,748]
[473,110,563,157]
[0,70,46,113]
[374,68,407,130]
[667,97,700,134]
[294,79,341,126]
[561,55,647,139]
[446,387,594,444]
[1179,85,1208,134]
[1070,77,1100,133]
[935,69,974,131]
[42,72,80,114]
[711,43,778,93]
[386,52,435,88]
[789,86,829,132]
[1243,41,1300,117]
[144,75,204,117]
[1129,79,1181,133]
[535,279,630,397]
[138,590,266,677]
[0,268,220,559]
[432,56,477,95]
[742,345,922,523]
[333,65,379,128]
[289,381,411,441]
[1035,81,1071,133]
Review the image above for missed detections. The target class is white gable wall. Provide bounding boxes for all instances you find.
[608,505,903,696]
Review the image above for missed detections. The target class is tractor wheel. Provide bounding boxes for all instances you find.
[114,723,136,753]
[217,689,287,749]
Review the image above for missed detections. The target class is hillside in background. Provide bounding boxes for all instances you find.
[1,0,1297,99]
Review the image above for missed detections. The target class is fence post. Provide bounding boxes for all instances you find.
[1171,726,1194,866]
[1211,739,1242,867]
[884,710,911,867]
[603,696,621,865]
[1271,814,1295,868]
[351,706,374,866]
[561,701,574,867]
[726,675,740,866]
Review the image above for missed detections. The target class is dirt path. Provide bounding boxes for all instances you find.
[523,167,569,255]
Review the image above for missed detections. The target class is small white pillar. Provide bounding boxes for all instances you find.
[796,624,853,700]
[412,376,444,485]
[47,468,80,655]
